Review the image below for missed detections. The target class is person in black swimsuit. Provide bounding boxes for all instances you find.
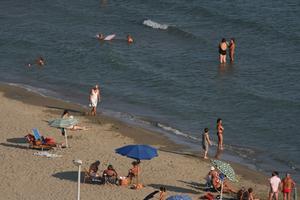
[219,38,227,64]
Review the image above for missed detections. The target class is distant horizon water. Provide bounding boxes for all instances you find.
[0,0,299,181]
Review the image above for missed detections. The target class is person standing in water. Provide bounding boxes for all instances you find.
[89,85,101,116]
[202,128,212,159]
[219,38,227,64]
[216,118,224,150]
[229,38,236,62]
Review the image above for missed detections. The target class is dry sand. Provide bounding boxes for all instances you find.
[0,84,289,200]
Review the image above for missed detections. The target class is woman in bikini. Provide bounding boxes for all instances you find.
[216,118,224,150]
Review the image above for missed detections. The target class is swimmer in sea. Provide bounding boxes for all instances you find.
[27,56,45,67]
[219,38,227,64]
[127,34,134,43]
[96,33,105,40]
[36,56,45,66]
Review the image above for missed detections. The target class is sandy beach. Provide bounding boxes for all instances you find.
[0,83,296,200]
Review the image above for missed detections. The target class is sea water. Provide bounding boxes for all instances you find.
[0,0,299,181]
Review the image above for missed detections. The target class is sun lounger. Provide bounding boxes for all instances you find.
[24,128,57,151]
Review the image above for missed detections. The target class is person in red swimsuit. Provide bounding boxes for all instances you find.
[281,173,296,200]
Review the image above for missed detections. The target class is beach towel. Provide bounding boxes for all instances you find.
[33,151,62,158]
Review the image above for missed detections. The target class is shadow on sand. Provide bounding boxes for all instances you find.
[177,180,207,191]
[52,171,85,182]
[0,142,30,150]
[7,137,27,144]
[148,183,200,194]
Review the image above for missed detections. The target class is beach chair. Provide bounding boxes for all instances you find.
[24,129,54,151]
[32,128,43,141]
[83,168,92,183]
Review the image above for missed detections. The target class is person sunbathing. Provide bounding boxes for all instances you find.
[206,166,219,189]
[61,110,88,131]
[89,160,101,178]
[212,175,237,193]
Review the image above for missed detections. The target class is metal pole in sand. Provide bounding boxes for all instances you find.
[63,128,68,148]
[73,159,82,200]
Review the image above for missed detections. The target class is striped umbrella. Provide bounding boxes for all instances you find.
[49,118,79,128]
[211,159,237,182]
[49,118,78,148]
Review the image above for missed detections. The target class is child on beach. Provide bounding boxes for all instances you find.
[202,128,212,159]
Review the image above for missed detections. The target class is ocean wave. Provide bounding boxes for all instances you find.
[142,19,199,40]
[7,83,59,98]
[142,19,168,30]
[156,122,200,141]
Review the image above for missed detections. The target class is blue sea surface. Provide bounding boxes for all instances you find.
[0,0,299,180]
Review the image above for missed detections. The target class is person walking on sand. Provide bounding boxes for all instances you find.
[268,171,281,200]
[202,128,212,159]
[281,173,296,200]
[89,84,101,116]
[216,118,224,150]
[229,38,236,62]
[219,38,227,64]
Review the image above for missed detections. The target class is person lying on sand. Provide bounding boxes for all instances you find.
[61,110,88,131]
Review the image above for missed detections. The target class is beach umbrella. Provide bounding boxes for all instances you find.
[115,144,158,160]
[166,195,192,200]
[211,159,236,182]
[115,144,158,186]
[49,118,78,128]
[211,159,237,200]
[49,118,78,148]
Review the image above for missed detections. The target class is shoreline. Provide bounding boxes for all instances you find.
[0,82,298,199]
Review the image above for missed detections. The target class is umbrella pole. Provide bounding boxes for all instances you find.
[220,181,223,200]
[136,164,139,186]
[64,128,68,148]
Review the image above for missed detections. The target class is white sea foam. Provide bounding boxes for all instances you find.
[143,19,168,30]
[157,123,200,141]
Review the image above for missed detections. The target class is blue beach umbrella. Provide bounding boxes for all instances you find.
[115,144,158,160]
[115,144,158,186]
[166,195,192,200]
